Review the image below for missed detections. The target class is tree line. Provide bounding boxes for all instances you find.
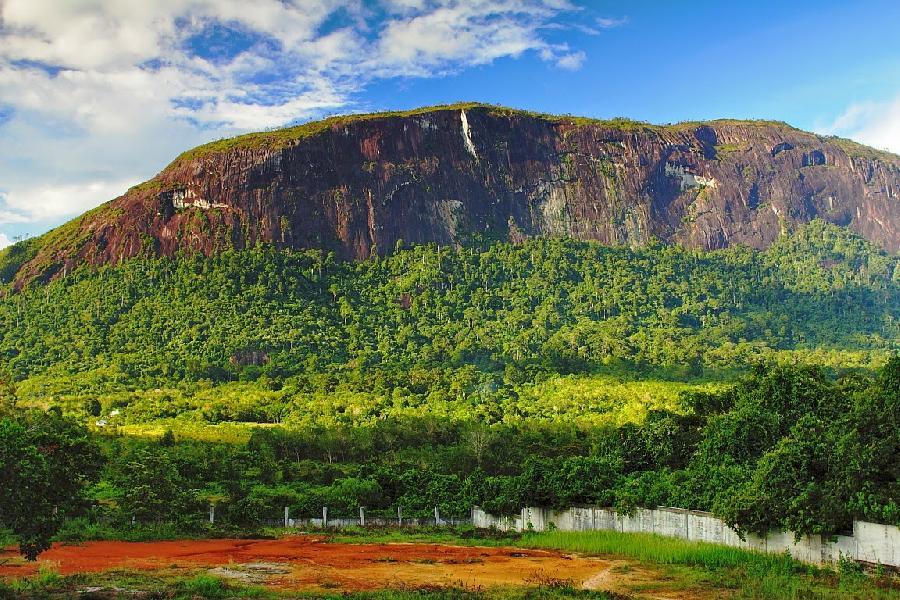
[2,360,897,559]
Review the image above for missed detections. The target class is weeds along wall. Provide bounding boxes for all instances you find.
[472,506,900,567]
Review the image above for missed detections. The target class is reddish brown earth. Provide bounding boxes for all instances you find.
[0,537,599,582]
[6,103,898,288]
[0,536,707,598]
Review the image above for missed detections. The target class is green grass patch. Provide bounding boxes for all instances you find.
[173,574,270,599]
[0,568,619,599]
[525,530,797,573]
[515,374,727,425]
[53,517,266,543]
[325,525,523,546]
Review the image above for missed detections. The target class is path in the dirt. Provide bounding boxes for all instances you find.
[0,537,709,599]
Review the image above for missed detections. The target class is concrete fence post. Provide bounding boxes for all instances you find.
[360,506,365,527]
[434,506,440,525]
[398,506,403,527]
[323,506,328,528]
[284,506,289,528]
[209,504,215,524]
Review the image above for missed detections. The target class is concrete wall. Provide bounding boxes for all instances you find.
[289,516,472,528]
[472,506,899,567]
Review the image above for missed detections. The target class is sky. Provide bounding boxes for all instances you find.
[1,0,898,249]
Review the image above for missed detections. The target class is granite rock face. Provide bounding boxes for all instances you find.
[11,105,899,286]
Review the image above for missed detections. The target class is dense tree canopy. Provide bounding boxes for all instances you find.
[0,221,894,390]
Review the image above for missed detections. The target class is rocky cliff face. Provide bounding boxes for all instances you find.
[7,104,900,286]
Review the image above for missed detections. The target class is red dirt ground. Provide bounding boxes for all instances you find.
[0,536,607,590]
[0,537,710,598]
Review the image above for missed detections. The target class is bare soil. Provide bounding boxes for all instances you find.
[0,536,713,598]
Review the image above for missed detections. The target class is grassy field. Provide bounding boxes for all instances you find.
[521,530,899,600]
[16,371,728,439]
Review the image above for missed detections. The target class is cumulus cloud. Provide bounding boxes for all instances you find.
[820,95,900,155]
[0,0,583,236]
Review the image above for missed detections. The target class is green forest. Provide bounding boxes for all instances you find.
[0,220,898,559]
[1,219,896,416]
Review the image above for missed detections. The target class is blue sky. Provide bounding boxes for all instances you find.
[1,0,898,248]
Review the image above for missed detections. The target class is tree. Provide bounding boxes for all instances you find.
[111,447,193,522]
[0,411,102,559]
[159,428,176,447]
[716,415,846,537]
[0,367,15,416]
[84,398,102,417]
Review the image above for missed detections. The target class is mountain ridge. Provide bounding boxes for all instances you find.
[2,103,899,288]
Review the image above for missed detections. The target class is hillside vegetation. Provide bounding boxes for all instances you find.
[1,220,896,401]
[0,221,897,557]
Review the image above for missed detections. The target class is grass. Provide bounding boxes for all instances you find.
[325,525,522,546]
[0,570,272,599]
[0,566,62,598]
[330,526,797,572]
[166,102,495,164]
[0,530,15,549]
[327,527,900,600]
[173,574,270,599]
[52,516,268,543]
[0,568,619,599]
[525,530,796,573]
[507,531,899,599]
[515,374,727,425]
[821,134,900,161]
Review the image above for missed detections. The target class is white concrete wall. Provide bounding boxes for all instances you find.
[471,506,899,567]
[855,520,900,565]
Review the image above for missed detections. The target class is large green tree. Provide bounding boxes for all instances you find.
[0,410,102,559]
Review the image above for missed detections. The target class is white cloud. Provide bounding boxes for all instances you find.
[0,233,10,250]
[373,1,563,76]
[0,0,583,238]
[596,16,628,29]
[0,179,140,225]
[820,95,900,155]
[556,50,585,71]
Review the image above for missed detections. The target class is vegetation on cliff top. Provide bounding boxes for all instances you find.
[162,100,896,167]
[163,102,831,165]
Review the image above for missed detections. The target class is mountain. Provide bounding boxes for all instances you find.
[2,103,898,288]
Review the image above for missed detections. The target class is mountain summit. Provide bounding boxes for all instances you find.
[3,103,898,287]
